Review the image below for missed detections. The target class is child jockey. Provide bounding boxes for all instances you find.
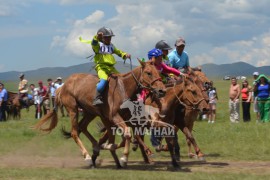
[80,27,131,105]
[138,48,184,101]
[155,40,172,67]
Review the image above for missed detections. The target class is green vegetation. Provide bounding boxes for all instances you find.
[1,78,270,179]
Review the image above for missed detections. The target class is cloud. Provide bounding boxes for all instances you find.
[48,1,270,67]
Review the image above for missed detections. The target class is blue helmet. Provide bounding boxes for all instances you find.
[147,48,163,59]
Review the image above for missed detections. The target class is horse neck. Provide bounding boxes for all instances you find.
[120,67,141,98]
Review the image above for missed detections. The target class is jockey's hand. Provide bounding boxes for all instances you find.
[125,54,131,59]
[97,32,103,41]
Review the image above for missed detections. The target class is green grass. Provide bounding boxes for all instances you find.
[1,78,270,179]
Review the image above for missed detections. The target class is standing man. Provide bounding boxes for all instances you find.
[168,37,190,73]
[229,77,240,123]
[37,80,50,116]
[0,83,8,121]
[52,77,65,117]
[252,72,260,122]
[47,78,56,109]
[18,73,29,107]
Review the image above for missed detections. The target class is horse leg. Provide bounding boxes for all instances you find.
[65,106,90,161]
[188,122,205,159]
[111,113,131,167]
[78,113,99,166]
[135,135,153,164]
[165,136,179,168]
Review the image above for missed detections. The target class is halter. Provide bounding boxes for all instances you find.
[173,81,206,110]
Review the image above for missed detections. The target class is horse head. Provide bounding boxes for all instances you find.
[137,59,166,98]
[176,77,209,114]
[189,70,210,102]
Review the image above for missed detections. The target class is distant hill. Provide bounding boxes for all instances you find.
[0,61,269,82]
[0,61,133,82]
[201,61,270,77]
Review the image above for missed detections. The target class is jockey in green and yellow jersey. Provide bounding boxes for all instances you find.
[155,40,173,83]
[80,27,131,105]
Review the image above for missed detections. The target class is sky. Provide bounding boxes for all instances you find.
[0,0,270,73]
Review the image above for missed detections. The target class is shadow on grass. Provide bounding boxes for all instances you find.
[78,159,228,172]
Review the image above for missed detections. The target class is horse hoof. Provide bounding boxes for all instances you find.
[120,157,128,168]
[198,156,206,161]
[84,156,93,167]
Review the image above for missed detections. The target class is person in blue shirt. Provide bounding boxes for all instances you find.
[0,83,8,121]
[168,37,190,73]
[253,74,270,122]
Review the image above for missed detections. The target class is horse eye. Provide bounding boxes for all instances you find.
[146,72,152,76]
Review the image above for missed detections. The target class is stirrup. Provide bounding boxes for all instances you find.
[92,97,103,105]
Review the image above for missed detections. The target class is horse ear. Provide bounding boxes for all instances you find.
[137,58,146,68]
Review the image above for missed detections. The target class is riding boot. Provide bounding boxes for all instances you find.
[92,91,103,105]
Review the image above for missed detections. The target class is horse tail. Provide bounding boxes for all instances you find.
[34,110,58,132]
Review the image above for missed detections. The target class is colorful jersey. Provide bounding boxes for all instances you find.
[155,63,180,76]
[168,49,189,69]
[80,35,127,66]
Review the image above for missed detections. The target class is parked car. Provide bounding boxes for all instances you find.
[223,75,231,80]
[236,76,246,80]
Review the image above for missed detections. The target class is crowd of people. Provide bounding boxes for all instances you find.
[228,72,270,123]
[0,74,66,121]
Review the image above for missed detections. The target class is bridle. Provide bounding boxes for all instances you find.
[126,58,163,96]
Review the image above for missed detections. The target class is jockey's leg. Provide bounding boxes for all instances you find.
[93,79,107,105]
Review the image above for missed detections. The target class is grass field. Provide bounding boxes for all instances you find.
[1,78,270,179]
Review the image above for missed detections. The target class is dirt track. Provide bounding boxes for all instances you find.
[1,153,270,174]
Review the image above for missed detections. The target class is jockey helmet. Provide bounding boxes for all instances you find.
[19,73,24,78]
[147,48,163,59]
[155,40,172,50]
[97,27,115,37]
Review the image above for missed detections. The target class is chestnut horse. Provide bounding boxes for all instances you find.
[174,70,210,159]
[34,60,166,168]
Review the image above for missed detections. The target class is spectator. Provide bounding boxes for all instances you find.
[252,72,260,122]
[37,80,50,116]
[0,85,3,122]
[0,83,8,121]
[229,77,240,123]
[253,74,270,122]
[47,78,56,109]
[18,73,29,107]
[208,81,217,123]
[30,84,39,119]
[241,80,252,122]
[52,77,66,117]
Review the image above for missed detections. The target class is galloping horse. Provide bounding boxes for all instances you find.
[72,76,209,168]
[174,70,210,159]
[34,60,166,168]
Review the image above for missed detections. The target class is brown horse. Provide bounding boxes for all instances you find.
[72,76,209,168]
[34,60,166,168]
[7,91,34,119]
[174,70,210,159]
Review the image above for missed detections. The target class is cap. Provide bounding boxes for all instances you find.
[19,73,24,78]
[253,72,259,76]
[38,80,43,84]
[57,77,62,80]
[175,37,186,46]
